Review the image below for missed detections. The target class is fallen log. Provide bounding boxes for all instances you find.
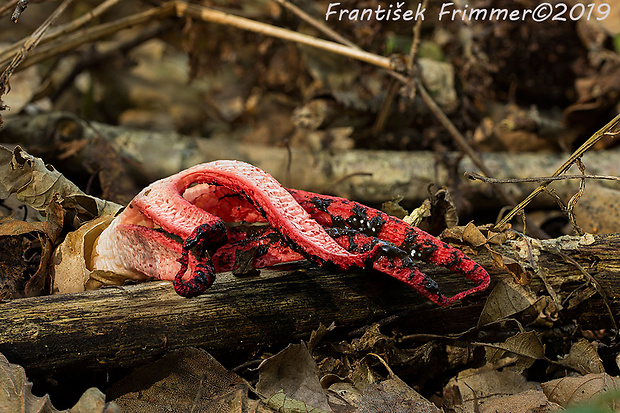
[0,233,618,372]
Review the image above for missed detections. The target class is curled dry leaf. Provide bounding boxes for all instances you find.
[484,331,546,374]
[402,198,431,227]
[51,215,136,294]
[524,296,560,328]
[504,256,532,286]
[478,276,537,327]
[462,221,488,247]
[0,145,122,223]
[557,339,605,375]
[442,222,513,247]
[0,194,64,297]
[445,367,541,413]
[381,195,409,220]
[542,373,620,408]
[257,342,331,412]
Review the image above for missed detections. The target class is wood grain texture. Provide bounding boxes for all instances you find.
[1,233,618,372]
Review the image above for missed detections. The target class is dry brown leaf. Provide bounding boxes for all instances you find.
[308,322,335,353]
[257,342,331,412]
[485,331,546,373]
[504,256,532,285]
[442,222,513,249]
[107,347,249,412]
[264,390,331,413]
[445,367,540,413]
[524,296,560,328]
[326,381,361,408]
[475,389,560,413]
[356,380,442,413]
[542,373,620,408]
[381,196,409,220]
[478,277,537,327]
[351,324,389,354]
[51,214,130,294]
[557,339,605,375]
[0,194,64,297]
[487,229,509,245]
[462,221,487,247]
[0,145,122,221]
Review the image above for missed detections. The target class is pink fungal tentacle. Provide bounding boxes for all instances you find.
[92,160,490,305]
[93,160,383,297]
[287,189,490,305]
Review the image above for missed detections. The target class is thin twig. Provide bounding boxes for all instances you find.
[0,0,75,101]
[565,159,586,235]
[272,0,357,49]
[496,113,620,227]
[11,0,28,23]
[407,0,427,73]
[176,2,391,69]
[5,3,176,72]
[0,0,123,68]
[325,172,374,194]
[465,171,620,184]
[371,79,399,135]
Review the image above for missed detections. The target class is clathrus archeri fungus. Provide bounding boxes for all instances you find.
[92,160,489,305]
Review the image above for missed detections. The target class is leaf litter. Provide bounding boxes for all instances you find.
[1,0,620,411]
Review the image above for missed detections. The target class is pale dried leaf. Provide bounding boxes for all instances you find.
[51,215,122,294]
[265,390,331,413]
[355,378,441,413]
[0,352,57,413]
[257,342,331,412]
[70,387,120,413]
[107,347,248,412]
[542,373,620,408]
[462,221,487,247]
[445,368,539,413]
[0,145,121,219]
[558,340,605,375]
[327,381,362,407]
[478,277,537,327]
[477,389,560,413]
[485,331,545,373]
[402,199,431,227]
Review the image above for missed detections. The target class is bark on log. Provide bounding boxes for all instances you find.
[0,233,618,373]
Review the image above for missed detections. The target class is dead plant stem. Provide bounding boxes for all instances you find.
[0,0,123,68]
[496,113,620,227]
